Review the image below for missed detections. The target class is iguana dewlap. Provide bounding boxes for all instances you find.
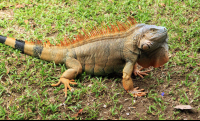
[0,18,169,98]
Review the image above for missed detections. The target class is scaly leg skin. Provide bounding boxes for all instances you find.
[133,63,151,78]
[51,58,82,99]
[122,73,147,97]
[122,62,147,97]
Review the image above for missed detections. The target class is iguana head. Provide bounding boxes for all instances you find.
[136,25,169,68]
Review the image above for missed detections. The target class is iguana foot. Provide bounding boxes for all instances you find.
[128,87,147,97]
[51,78,77,98]
[133,67,151,78]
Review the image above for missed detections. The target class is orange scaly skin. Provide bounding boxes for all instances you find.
[0,17,169,98]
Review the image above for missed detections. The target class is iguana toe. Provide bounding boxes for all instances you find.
[128,87,147,97]
[133,67,151,78]
[51,78,77,98]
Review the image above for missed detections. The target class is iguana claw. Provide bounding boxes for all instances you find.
[128,87,147,97]
[133,67,151,78]
[51,78,77,98]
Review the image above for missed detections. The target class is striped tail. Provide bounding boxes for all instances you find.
[0,35,26,53]
[0,35,41,56]
[0,35,67,64]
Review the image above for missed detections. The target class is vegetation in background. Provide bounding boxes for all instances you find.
[0,0,199,120]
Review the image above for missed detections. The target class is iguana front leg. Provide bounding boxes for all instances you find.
[122,62,147,97]
[51,57,82,98]
[133,63,151,78]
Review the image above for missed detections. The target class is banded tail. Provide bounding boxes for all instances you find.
[0,35,67,64]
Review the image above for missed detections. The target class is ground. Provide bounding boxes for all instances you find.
[0,0,200,120]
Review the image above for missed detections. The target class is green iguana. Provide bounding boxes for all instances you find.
[0,17,169,98]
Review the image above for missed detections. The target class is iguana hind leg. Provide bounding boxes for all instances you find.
[51,57,82,98]
[122,62,147,97]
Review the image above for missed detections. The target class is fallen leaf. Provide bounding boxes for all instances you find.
[9,79,13,85]
[193,17,198,22]
[37,115,41,120]
[160,3,166,7]
[78,109,83,113]
[15,4,25,8]
[174,105,193,110]
[177,37,181,42]
[138,5,141,10]
[188,20,192,25]
[128,107,136,109]
[88,84,92,87]
[59,103,66,106]
[72,109,83,118]
[187,55,194,58]
[51,24,56,28]
[27,4,34,7]
[5,66,9,74]
[10,9,14,16]
[24,20,28,25]
[28,108,32,112]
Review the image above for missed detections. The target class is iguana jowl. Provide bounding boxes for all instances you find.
[0,17,169,98]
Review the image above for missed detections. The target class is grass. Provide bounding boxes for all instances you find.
[0,0,200,120]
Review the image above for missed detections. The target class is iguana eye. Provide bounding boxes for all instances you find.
[150,28,156,31]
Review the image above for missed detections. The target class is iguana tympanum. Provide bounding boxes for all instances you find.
[0,17,169,98]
